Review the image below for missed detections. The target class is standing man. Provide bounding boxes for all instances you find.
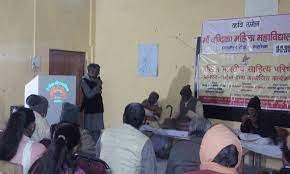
[81,63,104,142]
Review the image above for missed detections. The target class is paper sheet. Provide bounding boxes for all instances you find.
[138,44,158,77]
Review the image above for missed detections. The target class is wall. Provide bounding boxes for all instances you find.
[94,0,290,169]
[0,0,92,123]
[0,0,287,128]
[0,0,288,170]
[95,0,244,128]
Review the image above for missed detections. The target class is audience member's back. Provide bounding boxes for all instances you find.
[29,123,84,174]
[26,94,50,142]
[59,102,96,156]
[100,124,148,172]
[185,124,242,174]
[0,108,46,174]
[96,103,157,174]
[165,118,211,174]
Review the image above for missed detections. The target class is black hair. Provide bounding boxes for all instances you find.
[247,96,261,111]
[149,91,159,100]
[282,139,290,163]
[39,139,51,148]
[123,103,145,129]
[189,118,212,138]
[0,107,35,161]
[87,63,100,71]
[180,85,192,97]
[212,144,239,168]
[29,123,81,174]
[18,107,36,128]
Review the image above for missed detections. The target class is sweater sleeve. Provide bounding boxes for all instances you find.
[80,79,102,99]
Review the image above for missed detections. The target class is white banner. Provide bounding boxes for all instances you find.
[201,14,290,54]
[197,54,290,111]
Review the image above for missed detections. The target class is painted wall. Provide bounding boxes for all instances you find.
[94,0,290,169]
[95,0,290,127]
[95,0,245,128]
[0,0,288,170]
[0,0,92,123]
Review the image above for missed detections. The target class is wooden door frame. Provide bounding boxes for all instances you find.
[49,49,86,55]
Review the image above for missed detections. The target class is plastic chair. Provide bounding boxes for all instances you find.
[74,153,111,174]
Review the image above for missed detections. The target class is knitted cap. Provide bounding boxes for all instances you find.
[180,85,192,96]
[60,102,80,125]
[26,94,48,116]
[247,96,261,110]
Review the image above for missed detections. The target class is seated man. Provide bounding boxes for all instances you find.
[26,94,50,142]
[280,135,290,174]
[172,85,204,130]
[240,96,262,134]
[240,96,277,141]
[166,117,212,174]
[142,91,162,125]
[174,85,204,119]
[96,103,157,174]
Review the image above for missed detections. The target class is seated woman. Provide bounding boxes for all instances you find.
[28,123,84,174]
[0,107,46,174]
[240,96,277,141]
[165,117,211,174]
[185,124,242,174]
